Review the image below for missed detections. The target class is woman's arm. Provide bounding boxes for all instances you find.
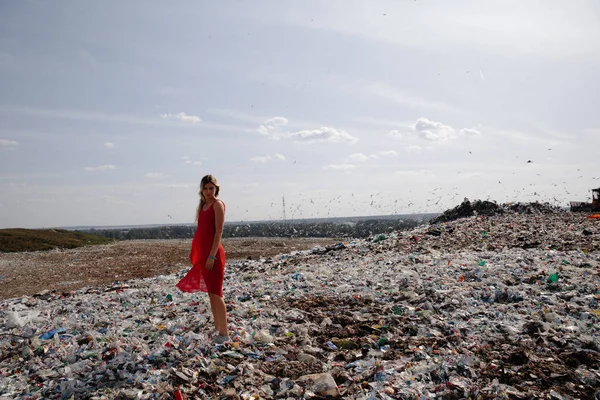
[209,200,225,258]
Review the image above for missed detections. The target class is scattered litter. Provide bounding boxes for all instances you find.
[1,206,599,398]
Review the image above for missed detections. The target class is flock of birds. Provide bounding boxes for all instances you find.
[236,165,598,222]
[166,161,597,223]
[253,186,595,223]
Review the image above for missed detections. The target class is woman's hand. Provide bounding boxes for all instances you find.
[206,257,215,270]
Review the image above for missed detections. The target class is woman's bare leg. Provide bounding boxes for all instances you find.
[208,293,228,336]
[208,297,217,329]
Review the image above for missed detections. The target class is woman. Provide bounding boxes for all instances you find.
[176,174,229,344]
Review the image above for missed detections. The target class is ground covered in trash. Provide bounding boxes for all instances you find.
[1,206,600,399]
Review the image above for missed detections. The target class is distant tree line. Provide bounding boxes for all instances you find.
[83,225,195,240]
[79,218,429,240]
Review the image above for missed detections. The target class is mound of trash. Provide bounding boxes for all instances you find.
[1,211,599,399]
[431,198,563,224]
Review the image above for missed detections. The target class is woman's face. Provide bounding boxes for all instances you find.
[202,183,217,201]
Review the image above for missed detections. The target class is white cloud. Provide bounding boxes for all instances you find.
[182,156,203,165]
[324,163,356,170]
[103,142,115,149]
[0,139,18,147]
[144,173,169,179]
[257,117,289,138]
[347,153,377,162]
[379,150,398,156]
[264,116,289,128]
[289,127,358,144]
[405,145,423,152]
[250,155,272,163]
[460,128,482,137]
[347,153,369,162]
[160,112,201,123]
[392,118,480,142]
[84,165,116,171]
[256,118,357,145]
[414,117,456,141]
[250,153,287,163]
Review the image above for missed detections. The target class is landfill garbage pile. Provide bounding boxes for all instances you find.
[1,209,599,399]
[430,199,563,225]
[421,209,599,253]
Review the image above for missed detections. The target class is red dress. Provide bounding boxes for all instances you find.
[176,200,226,296]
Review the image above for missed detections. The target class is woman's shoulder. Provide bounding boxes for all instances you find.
[214,199,226,210]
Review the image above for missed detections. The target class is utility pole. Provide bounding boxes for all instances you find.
[282,196,287,221]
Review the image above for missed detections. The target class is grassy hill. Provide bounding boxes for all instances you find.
[0,228,114,253]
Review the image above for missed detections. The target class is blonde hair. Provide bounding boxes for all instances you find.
[196,174,220,221]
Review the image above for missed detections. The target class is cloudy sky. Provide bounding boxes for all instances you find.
[1,0,599,228]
